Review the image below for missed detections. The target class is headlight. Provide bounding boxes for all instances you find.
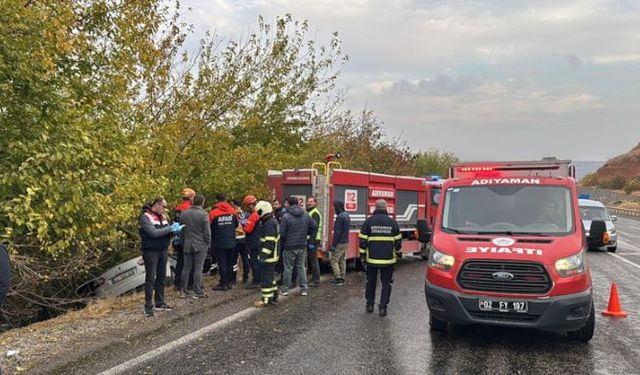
[429,248,455,271]
[555,251,585,277]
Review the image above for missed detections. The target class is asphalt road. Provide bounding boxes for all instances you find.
[54,217,640,375]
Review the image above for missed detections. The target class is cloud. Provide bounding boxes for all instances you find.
[181,0,640,160]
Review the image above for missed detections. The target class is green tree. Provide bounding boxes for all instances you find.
[413,149,460,178]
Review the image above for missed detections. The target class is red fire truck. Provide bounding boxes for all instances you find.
[267,160,442,263]
[424,159,608,341]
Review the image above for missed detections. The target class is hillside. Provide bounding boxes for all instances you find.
[582,143,640,193]
[595,143,640,178]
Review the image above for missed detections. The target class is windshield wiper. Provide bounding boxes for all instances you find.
[476,231,515,236]
[474,230,552,237]
[508,231,551,237]
[442,227,476,235]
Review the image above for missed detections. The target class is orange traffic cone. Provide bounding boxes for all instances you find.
[602,282,628,318]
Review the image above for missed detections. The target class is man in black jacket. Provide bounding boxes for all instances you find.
[306,196,322,287]
[359,199,402,317]
[0,244,11,308]
[330,200,350,286]
[209,193,239,291]
[280,196,317,296]
[139,197,183,316]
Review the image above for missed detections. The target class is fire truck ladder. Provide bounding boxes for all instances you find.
[311,161,341,251]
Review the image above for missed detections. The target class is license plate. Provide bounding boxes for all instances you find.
[479,299,528,313]
[111,267,136,284]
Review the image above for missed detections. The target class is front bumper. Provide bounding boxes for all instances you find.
[425,280,592,332]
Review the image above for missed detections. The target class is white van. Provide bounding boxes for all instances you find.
[579,199,617,252]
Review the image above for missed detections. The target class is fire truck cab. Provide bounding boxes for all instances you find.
[267,163,442,263]
[425,160,608,341]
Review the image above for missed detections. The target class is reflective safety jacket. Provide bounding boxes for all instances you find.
[359,209,402,266]
[260,215,280,263]
[307,206,322,243]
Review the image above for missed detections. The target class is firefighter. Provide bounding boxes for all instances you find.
[359,199,402,317]
[173,188,196,291]
[254,200,280,307]
[306,196,322,287]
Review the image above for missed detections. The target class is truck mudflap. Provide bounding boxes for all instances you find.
[425,280,592,332]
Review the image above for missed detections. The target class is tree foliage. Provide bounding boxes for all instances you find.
[414,149,460,178]
[0,0,456,326]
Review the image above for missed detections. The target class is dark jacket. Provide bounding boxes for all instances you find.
[259,214,280,263]
[280,205,317,251]
[331,200,350,247]
[209,202,238,250]
[243,211,261,249]
[359,209,402,266]
[0,244,11,307]
[139,204,173,252]
[173,200,192,246]
[180,206,211,254]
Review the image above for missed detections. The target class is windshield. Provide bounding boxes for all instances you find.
[442,185,575,235]
[580,206,610,221]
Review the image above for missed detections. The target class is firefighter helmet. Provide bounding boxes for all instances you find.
[255,200,273,217]
[243,195,257,206]
[180,188,196,199]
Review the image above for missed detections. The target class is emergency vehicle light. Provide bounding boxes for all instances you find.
[459,167,495,172]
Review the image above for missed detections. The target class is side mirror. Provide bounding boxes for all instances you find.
[611,215,617,222]
[417,219,432,243]
[587,220,607,247]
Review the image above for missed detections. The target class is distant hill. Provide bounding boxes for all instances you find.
[582,143,640,193]
[594,143,640,178]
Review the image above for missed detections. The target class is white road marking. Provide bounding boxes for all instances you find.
[609,252,640,271]
[617,239,640,253]
[99,306,258,374]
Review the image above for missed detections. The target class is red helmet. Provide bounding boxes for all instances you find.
[243,195,257,206]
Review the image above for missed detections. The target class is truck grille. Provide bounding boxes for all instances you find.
[470,311,539,323]
[457,260,551,294]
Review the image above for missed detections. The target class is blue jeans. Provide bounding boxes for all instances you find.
[282,249,307,291]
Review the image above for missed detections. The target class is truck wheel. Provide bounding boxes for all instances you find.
[607,245,617,253]
[430,315,447,332]
[567,302,595,342]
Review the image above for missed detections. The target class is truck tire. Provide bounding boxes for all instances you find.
[607,245,617,253]
[429,314,447,332]
[567,302,595,342]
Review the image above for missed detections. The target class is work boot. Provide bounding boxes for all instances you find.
[155,303,174,311]
[143,306,154,317]
[379,306,387,317]
[366,304,374,313]
[212,284,228,291]
[194,292,209,299]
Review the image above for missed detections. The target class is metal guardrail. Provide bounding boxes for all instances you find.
[606,206,640,218]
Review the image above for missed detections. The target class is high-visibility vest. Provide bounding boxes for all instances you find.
[308,207,322,241]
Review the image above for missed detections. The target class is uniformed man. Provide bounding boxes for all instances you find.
[254,201,280,307]
[306,196,322,287]
[359,199,402,317]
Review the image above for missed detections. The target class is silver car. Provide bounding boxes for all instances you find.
[77,256,177,298]
[579,199,617,252]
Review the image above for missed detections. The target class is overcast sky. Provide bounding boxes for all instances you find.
[182,0,640,161]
